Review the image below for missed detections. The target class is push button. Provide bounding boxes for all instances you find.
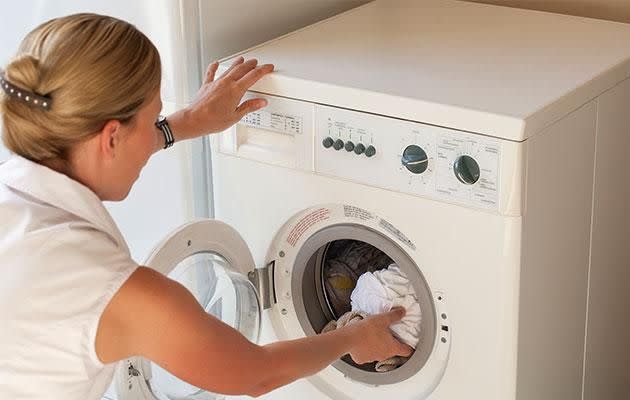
[365,145,377,158]
[354,143,366,155]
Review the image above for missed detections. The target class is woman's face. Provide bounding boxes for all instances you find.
[105,91,162,201]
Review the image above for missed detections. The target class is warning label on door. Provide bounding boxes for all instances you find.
[379,218,416,251]
[343,205,375,221]
[287,208,331,247]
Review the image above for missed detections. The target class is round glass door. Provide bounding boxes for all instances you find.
[146,252,260,400]
[116,220,261,400]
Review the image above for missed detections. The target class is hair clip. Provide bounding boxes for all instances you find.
[0,70,51,110]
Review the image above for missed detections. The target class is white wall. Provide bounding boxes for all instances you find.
[199,0,369,65]
[0,146,9,162]
[467,0,630,23]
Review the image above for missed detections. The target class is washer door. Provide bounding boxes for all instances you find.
[115,220,261,400]
[266,204,451,400]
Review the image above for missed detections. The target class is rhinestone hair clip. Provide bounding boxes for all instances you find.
[0,70,51,110]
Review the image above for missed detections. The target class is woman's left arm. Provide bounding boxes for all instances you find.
[164,56,273,147]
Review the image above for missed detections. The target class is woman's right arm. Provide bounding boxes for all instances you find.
[95,267,411,397]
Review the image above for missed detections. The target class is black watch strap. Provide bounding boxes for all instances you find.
[155,115,174,149]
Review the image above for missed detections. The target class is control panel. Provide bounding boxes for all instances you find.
[315,105,501,210]
[221,93,506,211]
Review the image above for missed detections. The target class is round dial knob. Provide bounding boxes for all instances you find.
[454,155,480,185]
[344,141,355,152]
[401,145,429,174]
[365,145,377,158]
[354,143,366,155]
[322,137,334,148]
[333,139,344,151]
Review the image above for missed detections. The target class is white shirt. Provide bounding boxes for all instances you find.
[0,156,138,399]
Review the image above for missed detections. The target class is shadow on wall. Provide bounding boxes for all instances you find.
[200,0,370,66]
[466,0,630,24]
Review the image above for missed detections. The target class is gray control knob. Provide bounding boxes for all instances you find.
[454,155,480,185]
[354,143,366,155]
[365,145,377,158]
[402,145,429,174]
[344,141,355,152]
[322,137,334,148]
[333,139,344,151]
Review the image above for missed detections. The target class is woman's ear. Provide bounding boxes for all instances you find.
[99,120,122,159]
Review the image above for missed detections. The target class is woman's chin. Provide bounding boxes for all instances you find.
[101,185,133,202]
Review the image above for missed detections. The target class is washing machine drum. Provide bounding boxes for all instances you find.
[116,205,451,400]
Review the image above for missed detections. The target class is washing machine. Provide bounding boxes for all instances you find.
[115,0,630,399]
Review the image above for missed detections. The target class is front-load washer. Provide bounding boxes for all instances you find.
[116,1,630,399]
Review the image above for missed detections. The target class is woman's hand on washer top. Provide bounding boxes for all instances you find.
[345,307,414,364]
[166,56,274,142]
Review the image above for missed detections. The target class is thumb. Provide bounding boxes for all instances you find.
[386,307,406,324]
[395,342,414,358]
[236,98,268,117]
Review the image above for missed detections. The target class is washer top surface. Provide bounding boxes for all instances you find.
[222,0,630,141]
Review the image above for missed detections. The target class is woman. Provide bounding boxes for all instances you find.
[0,13,412,399]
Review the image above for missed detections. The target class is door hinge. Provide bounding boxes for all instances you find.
[248,261,276,310]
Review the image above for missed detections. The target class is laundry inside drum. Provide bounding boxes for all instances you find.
[313,239,421,373]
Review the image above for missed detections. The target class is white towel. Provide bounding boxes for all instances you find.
[350,264,422,348]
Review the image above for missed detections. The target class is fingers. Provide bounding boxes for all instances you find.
[395,342,414,358]
[238,63,274,90]
[226,58,258,81]
[236,98,268,116]
[218,56,244,80]
[205,61,219,83]
[386,307,406,324]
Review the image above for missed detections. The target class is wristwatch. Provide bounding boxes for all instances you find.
[155,115,175,149]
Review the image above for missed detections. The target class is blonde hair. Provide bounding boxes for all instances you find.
[0,13,161,161]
